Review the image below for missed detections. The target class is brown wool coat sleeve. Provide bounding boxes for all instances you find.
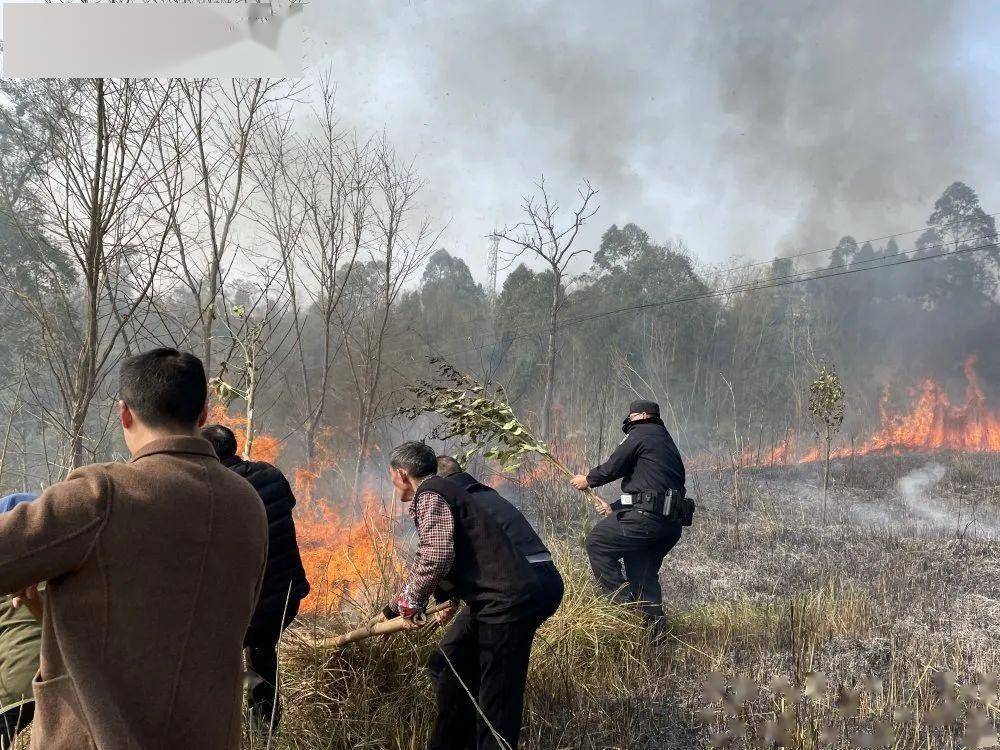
[0,467,109,595]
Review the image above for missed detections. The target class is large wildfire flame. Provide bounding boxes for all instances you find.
[749,355,999,466]
[292,468,402,614]
[207,405,401,614]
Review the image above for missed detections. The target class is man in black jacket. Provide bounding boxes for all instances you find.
[570,400,686,632]
[202,424,310,732]
[432,456,563,747]
[381,442,548,750]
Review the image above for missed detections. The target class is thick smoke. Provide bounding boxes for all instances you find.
[695,1,987,254]
[314,1,995,266]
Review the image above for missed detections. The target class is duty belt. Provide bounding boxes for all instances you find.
[525,552,553,564]
[619,489,678,514]
[619,490,695,527]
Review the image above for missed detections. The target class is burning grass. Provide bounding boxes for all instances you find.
[203,407,407,618]
[11,453,998,750]
[255,454,999,750]
[741,356,1000,468]
[185,409,1000,747]
[266,539,691,750]
[18,401,989,748]
[292,479,403,616]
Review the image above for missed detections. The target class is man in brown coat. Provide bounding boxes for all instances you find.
[0,348,268,750]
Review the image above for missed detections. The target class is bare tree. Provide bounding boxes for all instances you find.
[0,78,182,470]
[210,261,292,460]
[494,176,598,438]
[171,78,286,374]
[254,76,365,464]
[338,136,437,489]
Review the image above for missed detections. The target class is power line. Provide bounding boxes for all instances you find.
[514,234,997,340]
[697,210,999,274]
[405,211,1000,356]
[413,233,999,365]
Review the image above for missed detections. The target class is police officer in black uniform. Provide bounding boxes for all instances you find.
[570,400,688,632]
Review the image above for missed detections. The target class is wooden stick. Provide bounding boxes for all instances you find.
[544,453,609,512]
[315,601,453,649]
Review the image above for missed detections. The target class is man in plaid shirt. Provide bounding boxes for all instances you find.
[381,442,546,750]
[381,479,456,621]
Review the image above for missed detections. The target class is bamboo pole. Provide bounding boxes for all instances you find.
[315,601,453,649]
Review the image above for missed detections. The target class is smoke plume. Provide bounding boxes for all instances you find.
[314,1,996,265]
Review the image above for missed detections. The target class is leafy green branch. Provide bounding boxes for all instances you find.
[400,359,604,509]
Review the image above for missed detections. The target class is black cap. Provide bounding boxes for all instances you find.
[628,399,659,416]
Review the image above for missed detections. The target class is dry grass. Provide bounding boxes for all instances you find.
[263,453,999,749]
[264,541,688,750]
[12,454,999,749]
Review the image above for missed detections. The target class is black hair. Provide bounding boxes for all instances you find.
[201,424,238,460]
[389,441,437,479]
[119,348,207,429]
[436,455,463,477]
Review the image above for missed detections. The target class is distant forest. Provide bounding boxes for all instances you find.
[0,79,995,487]
[402,181,998,463]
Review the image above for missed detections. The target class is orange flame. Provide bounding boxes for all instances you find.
[206,404,280,463]
[744,355,999,465]
[207,404,401,614]
[857,355,1000,454]
[294,484,401,615]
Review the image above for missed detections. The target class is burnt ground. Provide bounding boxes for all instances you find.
[651,451,1000,748]
[246,451,1000,750]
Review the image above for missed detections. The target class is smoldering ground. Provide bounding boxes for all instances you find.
[744,458,1000,540]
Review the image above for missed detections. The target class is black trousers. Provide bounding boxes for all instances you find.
[426,562,563,750]
[245,599,300,732]
[585,509,682,624]
[0,702,33,750]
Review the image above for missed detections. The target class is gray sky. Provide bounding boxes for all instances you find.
[310,0,1000,284]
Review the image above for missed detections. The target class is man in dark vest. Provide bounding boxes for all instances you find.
[380,442,545,750]
[201,424,310,733]
[431,456,563,746]
[570,400,689,633]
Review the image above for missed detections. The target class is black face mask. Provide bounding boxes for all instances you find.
[623,415,664,434]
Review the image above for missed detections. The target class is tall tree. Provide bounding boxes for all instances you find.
[338,137,437,489]
[494,177,598,438]
[0,79,182,470]
[170,78,286,375]
[285,90,368,465]
[403,249,486,359]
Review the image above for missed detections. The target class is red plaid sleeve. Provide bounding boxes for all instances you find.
[395,490,455,618]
